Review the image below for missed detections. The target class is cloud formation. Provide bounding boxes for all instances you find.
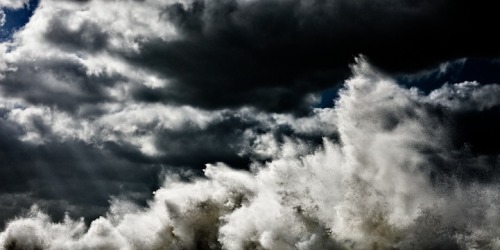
[0,97,339,226]
[2,0,500,113]
[0,0,30,9]
[0,0,500,249]
[0,10,5,27]
[2,60,500,249]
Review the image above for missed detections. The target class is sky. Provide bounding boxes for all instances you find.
[0,0,37,41]
[0,0,500,249]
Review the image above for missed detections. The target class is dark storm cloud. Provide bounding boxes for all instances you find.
[3,62,500,249]
[43,14,109,53]
[0,136,162,228]
[115,0,500,112]
[3,0,498,113]
[0,102,338,228]
[451,106,500,156]
[0,108,163,227]
[153,116,256,169]
[2,0,500,247]
[0,58,121,112]
[150,111,336,169]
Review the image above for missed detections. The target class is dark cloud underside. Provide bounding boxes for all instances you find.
[14,0,497,113]
[120,0,500,112]
[1,0,500,248]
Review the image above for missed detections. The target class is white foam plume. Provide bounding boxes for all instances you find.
[2,59,500,249]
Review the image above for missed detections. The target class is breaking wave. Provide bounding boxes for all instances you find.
[2,59,500,249]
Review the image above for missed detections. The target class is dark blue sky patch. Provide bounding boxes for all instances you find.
[314,57,500,109]
[316,85,343,109]
[0,0,39,42]
[396,58,500,93]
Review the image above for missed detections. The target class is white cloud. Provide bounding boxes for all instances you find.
[2,59,500,249]
[1,0,500,248]
[428,81,500,111]
[0,10,5,27]
[0,0,29,9]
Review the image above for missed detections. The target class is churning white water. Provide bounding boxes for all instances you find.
[2,59,500,250]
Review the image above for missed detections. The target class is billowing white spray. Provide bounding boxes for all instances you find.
[2,59,500,249]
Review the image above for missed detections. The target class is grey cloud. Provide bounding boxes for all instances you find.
[0,112,162,227]
[1,1,500,248]
[6,0,497,113]
[0,10,5,27]
[396,58,500,94]
[120,0,500,112]
[1,58,122,112]
[0,99,339,229]
[0,0,30,9]
[2,61,500,249]
[43,13,109,53]
[2,56,499,233]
